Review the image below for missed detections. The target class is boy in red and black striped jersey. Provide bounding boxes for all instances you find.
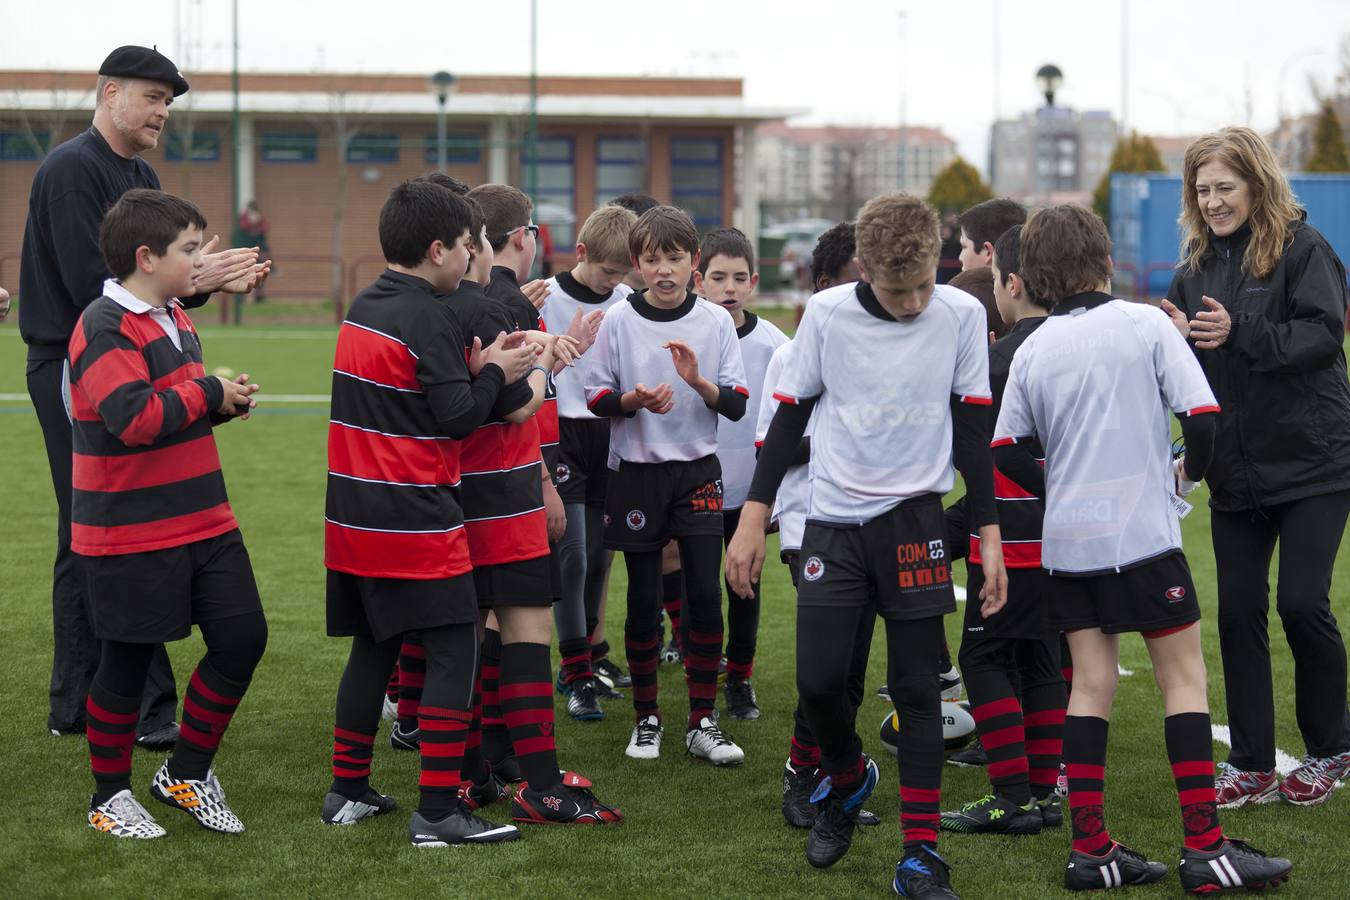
[71,189,267,839]
[322,180,539,847]
[938,225,1068,837]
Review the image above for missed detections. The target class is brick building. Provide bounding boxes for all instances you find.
[0,70,795,305]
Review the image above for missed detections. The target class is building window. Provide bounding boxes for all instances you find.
[523,136,576,245]
[0,130,48,160]
[595,137,644,208]
[164,130,221,162]
[261,132,318,163]
[670,138,723,230]
[347,133,399,164]
[423,131,482,165]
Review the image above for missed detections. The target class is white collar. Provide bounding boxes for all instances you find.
[103,279,180,316]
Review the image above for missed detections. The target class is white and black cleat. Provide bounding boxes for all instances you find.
[321,788,398,826]
[408,803,521,847]
[88,789,167,839]
[149,762,245,834]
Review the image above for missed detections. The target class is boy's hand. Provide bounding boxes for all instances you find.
[542,475,566,541]
[479,331,537,382]
[725,502,770,599]
[564,307,606,354]
[216,373,260,420]
[549,333,582,368]
[522,279,550,310]
[632,382,675,414]
[976,524,1008,618]
[664,340,702,385]
[1159,299,1191,340]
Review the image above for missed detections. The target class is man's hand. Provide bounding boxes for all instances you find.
[216,372,260,420]
[1189,296,1232,350]
[1159,299,1191,340]
[219,260,272,295]
[542,474,566,541]
[193,235,261,294]
[477,331,537,382]
[522,278,550,310]
[0,285,10,322]
[725,502,770,599]
[977,523,1009,618]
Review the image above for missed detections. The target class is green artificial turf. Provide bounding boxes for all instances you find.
[1,322,1347,899]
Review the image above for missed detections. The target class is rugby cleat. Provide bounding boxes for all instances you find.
[1064,842,1167,891]
[893,845,961,899]
[566,678,604,722]
[938,666,963,702]
[593,658,632,690]
[487,754,523,783]
[783,761,819,828]
[389,722,420,752]
[686,715,745,766]
[940,794,1042,835]
[1178,839,1292,893]
[724,678,760,720]
[1214,763,1279,808]
[458,769,508,810]
[88,789,166,839]
[381,695,397,722]
[805,755,879,868]
[511,772,623,824]
[134,722,179,752]
[626,715,663,760]
[408,802,520,847]
[1037,793,1064,828]
[946,737,987,769]
[660,638,684,665]
[149,762,245,834]
[321,788,397,826]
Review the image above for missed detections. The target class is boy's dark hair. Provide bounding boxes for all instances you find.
[629,205,700,259]
[608,192,660,217]
[100,188,207,281]
[949,266,1008,339]
[415,172,471,196]
[378,179,474,267]
[1019,205,1114,305]
[697,227,755,275]
[958,198,1027,252]
[992,224,1052,311]
[466,184,533,252]
[415,173,485,254]
[810,221,856,287]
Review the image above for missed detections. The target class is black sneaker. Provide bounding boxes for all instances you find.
[877,683,891,702]
[859,808,881,826]
[593,658,632,690]
[458,770,507,810]
[724,678,760,720]
[488,755,523,783]
[1178,839,1292,893]
[940,794,1042,835]
[321,787,397,826]
[1064,842,1167,891]
[1037,793,1063,828]
[409,801,520,847]
[135,722,179,752]
[566,678,605,722]
[805,756,879,868]
[946,738,987,768]
[783,762,818,828]
[389,722,420,751]
[511,771,623,824]
[938,666,963,701]
[893,845,961,899]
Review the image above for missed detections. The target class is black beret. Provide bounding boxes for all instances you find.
[98,45,190,97]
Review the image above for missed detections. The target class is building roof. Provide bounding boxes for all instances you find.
[757,122,955,145]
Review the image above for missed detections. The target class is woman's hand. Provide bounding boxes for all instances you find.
[1160,299,1191,339]
[1189,296,1232,350]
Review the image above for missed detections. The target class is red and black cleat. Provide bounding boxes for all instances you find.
[511,772,623,825]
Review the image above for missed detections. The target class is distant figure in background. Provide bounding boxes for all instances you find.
[537,222,554,278]
[236,200,270,302]
[949,266,1008,342]
[0,284,10,321]
[938,212,962,284]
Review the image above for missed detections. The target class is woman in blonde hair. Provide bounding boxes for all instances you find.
[1162,125,1350,811]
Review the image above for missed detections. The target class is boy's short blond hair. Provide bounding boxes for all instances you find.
[855,193,941,284]
[577,205,638,264]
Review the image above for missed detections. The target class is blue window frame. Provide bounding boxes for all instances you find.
[0,130,49,160]
[260,132,318,163]
[670,138,723,229]
[164,130,221,162]
[423,131,483,165]
[523,136,576,245]
[595,137,645,208]
[347,133,399,164]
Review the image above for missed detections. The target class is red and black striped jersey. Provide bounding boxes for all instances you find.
[67,281,236,557]
[486,266,560,472]
[326,270,503,580]
[442,279,550,566]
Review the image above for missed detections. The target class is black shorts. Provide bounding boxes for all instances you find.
[474,555,555,608]
[555,417,610,506]
[85,529,263,643]
[603,455,725,551]
[957,630,1062,688]
[795,495,957,622]
[327,569,477,643]
[964,565,1050,640]
[1047,551,1201,635]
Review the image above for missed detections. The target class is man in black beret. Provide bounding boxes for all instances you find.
[19,44,269,747]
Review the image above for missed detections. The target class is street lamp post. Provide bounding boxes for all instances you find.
[429,70,457,173]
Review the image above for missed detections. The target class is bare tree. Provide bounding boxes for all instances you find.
[309,92,370,305]
[8,85,95,158]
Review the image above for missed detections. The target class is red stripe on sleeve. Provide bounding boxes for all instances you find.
[1186,404,1221,416]
[990,436,1017,447]
[960,395,993,405]
[732,385,749,397]
[587,388,614,410]
[771,392,798,405]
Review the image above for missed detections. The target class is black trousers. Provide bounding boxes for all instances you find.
[1212,489,1350,770]
[27,357,177,734]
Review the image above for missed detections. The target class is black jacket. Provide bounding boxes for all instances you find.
[1167,217,1350,512]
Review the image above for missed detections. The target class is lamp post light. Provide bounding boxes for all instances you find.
[429,70,457,173]
[1036,64,1064,109]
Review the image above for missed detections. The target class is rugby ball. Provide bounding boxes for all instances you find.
[879,701,977,755]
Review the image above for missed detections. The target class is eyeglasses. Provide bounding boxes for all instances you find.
[502,224,540,242]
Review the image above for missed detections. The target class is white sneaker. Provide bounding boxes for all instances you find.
[88,789,167,839]
[939,666,963,701]
[686,715,745,766]
[149,762,245,834]
[625,715,663,760]
[381,696,398,722]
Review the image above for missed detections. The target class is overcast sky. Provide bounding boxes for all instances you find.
[4,0,1347,173]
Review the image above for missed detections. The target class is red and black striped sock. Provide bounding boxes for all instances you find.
[397,637,425,732]
[662,570,684,653]
[169,659,248,782]
[87,682,139,803]
[418,704,473,819]
[1166,712,1225,851]
[500,641,561,789]
[559,636,593,686]
[1024,682,1067,800]
[590,638,610,663]
[829,753,865,793]
[625,629,661,720]
[901,784,942,852]
[895,686,945,853]
[332,726,376,800]
[684,627,723,728]
[970,687,1031,806]
[790,703,821,769]
[384,668,399,707]
[481,629,511,764]
[1065,715,1112,856]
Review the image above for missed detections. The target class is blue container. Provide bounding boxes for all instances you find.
[1110,172,1350,298]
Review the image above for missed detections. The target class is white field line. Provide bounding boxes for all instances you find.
[1211,723,1300,775]
[0,328,338,340]
[0,392,329,404]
